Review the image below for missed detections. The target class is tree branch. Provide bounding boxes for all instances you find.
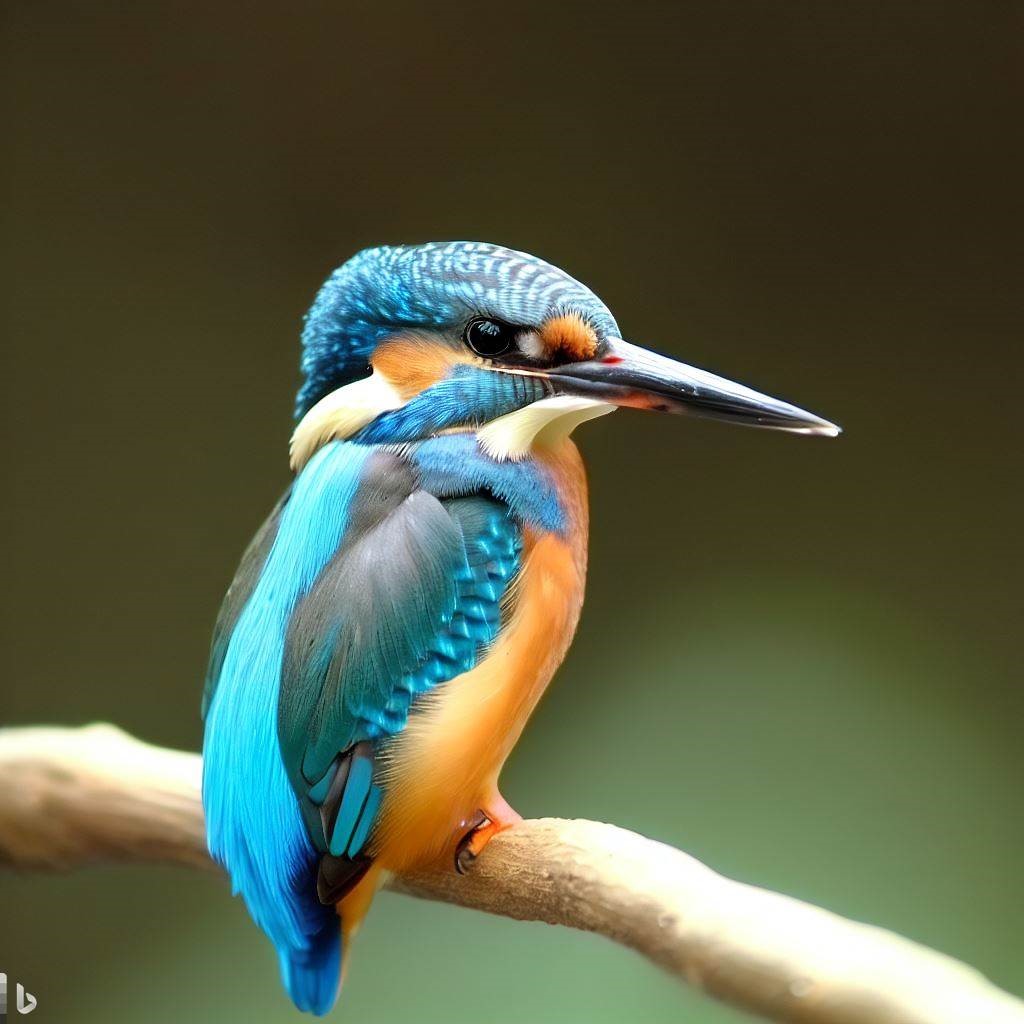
[1,724,1020,1024]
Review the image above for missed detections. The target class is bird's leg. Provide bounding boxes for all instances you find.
[454,794,522,875]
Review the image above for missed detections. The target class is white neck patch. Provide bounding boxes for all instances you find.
[290,371,405,471]
[477,395,616,462]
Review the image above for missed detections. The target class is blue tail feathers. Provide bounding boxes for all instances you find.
[280,925,342,1016]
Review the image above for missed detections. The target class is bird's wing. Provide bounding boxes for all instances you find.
[202,489,290,718]
[277,450,521,900]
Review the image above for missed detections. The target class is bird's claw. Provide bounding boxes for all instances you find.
[454,811,491,875]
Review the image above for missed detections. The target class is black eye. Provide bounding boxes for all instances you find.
[464,317,516,358]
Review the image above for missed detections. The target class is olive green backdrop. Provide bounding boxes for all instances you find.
[3,3,1020,1022]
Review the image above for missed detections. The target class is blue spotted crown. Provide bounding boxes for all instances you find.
[296,241,620,418]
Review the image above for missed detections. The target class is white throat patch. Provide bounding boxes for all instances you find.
[477,395,615,461]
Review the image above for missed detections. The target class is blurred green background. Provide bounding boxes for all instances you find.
[2,2,1020,1022]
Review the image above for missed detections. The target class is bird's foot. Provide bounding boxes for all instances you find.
[454,797,522,875]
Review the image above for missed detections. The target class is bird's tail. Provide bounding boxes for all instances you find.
[279,865,383,1015]
[279,921,341,1017]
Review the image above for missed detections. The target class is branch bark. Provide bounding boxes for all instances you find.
[1,723,1020,1024]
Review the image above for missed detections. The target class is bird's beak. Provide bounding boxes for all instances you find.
[546,338,840,436]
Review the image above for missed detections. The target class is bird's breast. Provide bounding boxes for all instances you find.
[374,439,589,871]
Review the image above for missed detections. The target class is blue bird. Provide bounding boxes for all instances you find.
[201,241,838,1014]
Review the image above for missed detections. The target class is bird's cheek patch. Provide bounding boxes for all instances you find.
[372,335,473,400]
[540,313,598,363]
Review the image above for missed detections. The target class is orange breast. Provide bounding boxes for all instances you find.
[373,439,589,873]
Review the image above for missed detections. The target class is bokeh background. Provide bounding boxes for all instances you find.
[2,3,1021,1022]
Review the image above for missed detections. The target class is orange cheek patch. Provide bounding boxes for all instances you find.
[371,334,472,400]
[540,313,598,363]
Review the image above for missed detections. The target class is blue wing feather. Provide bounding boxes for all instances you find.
[279,461,522,851]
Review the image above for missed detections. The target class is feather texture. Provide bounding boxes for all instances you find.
[355,364,549,445]
[202,441,373,1015]
[278,452,522,886]
[297,241,619,417]
[411,433,569,534]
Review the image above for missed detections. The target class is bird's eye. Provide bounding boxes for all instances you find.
[464,318,516,358]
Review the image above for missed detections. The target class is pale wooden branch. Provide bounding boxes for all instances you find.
[1,724,1021,1024]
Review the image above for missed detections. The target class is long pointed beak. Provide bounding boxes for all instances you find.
[546,338,840,436]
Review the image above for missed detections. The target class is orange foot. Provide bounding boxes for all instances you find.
[454,795,522,874]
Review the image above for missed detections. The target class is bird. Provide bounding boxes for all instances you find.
[200,241,839,1015]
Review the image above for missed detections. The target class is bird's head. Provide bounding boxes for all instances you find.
[290,242,838,469]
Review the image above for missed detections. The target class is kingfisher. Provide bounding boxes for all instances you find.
[201,241,838,1015]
